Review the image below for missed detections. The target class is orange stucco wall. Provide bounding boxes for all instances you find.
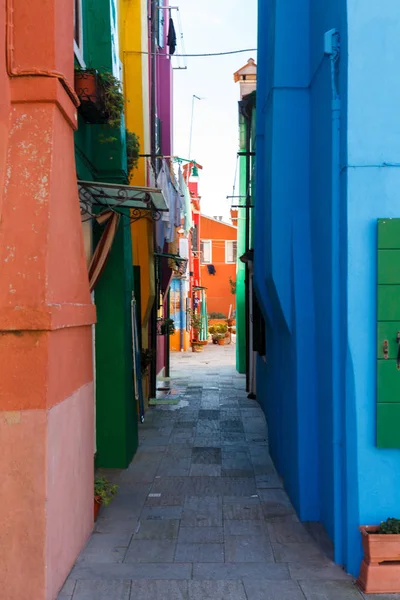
[200,216,237,317]
[0,2,95,599]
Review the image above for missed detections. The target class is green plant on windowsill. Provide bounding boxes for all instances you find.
[126,130,140,174]
[74,67,125,130]
[94,477,118,507]
[160,318,176,336]
[379,518,400,534]
[97,71,125,129]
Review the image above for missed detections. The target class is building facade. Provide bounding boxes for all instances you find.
[200,215,237,318]
[75,0,139,469]
[255,0,400,577]
[0,1,95,598]
[234,60,257,377]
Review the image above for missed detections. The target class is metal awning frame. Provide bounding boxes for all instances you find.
[78,180,168,224]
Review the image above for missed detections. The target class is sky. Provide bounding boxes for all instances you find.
[171,0,258,220]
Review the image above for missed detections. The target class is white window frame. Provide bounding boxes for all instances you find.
[225,240,237,264]
[200,240,212,264]
[74,0,85,67]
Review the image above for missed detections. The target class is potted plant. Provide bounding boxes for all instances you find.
[191,341,204,353]
[357,517,400,593]
[189,310,202,341]
[216,333,226,346]
[94,477,118,520]
[160,318,176,336]
[74,68,125,128]
[209,325,218,344]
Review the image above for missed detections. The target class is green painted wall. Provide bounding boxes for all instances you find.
[75,0,128,183]
[236,93,256,376]
[75,0,137,468]
[94,209,138,468]
[236,111,247,374]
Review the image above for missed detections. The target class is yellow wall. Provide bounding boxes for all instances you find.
[170,330,191,352]
[120,0,154,330]
[119,0,150,186]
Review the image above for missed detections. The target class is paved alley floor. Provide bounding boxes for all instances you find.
[59,344,381,600]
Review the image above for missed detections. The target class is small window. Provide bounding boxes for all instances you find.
[225,240,237,264]
[200,240,212,264]
[74,0,84,64]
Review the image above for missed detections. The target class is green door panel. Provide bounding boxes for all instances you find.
[377,361,400,403]
[377,219,400,447]
[378,219,400,249]
[378,250,400,285]
[377,322,400,359]
[377,285,400,321]
[377,404,400,448]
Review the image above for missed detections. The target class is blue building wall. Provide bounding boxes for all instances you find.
[255,0,400,577]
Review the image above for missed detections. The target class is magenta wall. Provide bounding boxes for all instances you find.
[157,0,173,156]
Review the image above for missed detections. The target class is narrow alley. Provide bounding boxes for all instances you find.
[58,345,365,600]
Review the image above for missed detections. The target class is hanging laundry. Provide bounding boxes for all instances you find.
[178,166,193,234]
[167,18,177,55]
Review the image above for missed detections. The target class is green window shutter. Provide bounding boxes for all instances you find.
[377,219,400,447]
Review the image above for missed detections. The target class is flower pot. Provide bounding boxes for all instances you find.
[74,71,108,124]
[191,344,203,353]
[357,526,400,593]
[217,339,225,346]
[94,498,101,521]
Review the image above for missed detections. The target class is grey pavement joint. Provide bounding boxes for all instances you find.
[60,344,358,600]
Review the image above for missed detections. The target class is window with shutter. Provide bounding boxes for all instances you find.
[225,240,237,263]
[200,240,212,264]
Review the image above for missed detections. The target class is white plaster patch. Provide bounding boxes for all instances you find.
[3,412,21,425]
[4,246,15,263]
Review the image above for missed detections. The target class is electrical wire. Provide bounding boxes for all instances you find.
[231,154,239,199]
[131,48,257,58]
[175,9,187,70]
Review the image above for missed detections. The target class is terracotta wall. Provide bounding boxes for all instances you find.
[200,216,237,317]
[0,2,95,598]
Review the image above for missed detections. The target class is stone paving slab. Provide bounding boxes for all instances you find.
[60,345,360,600]
[243,578,305,600]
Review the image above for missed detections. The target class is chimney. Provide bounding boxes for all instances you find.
[233,58,257,99]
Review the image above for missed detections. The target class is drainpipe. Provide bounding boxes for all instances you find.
[325,28,343,565]
[149,0,158,398]
[150,0,157,169]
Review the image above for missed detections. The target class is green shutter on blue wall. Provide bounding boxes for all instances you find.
[377,219,400,447]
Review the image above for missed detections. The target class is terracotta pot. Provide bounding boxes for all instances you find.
[94,498,101,521]
[217,339,225,346]
[74,71,108,124]
[191,344,203,353]
[357,525,400,593]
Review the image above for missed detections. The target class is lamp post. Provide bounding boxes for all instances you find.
[188,94,202,160]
